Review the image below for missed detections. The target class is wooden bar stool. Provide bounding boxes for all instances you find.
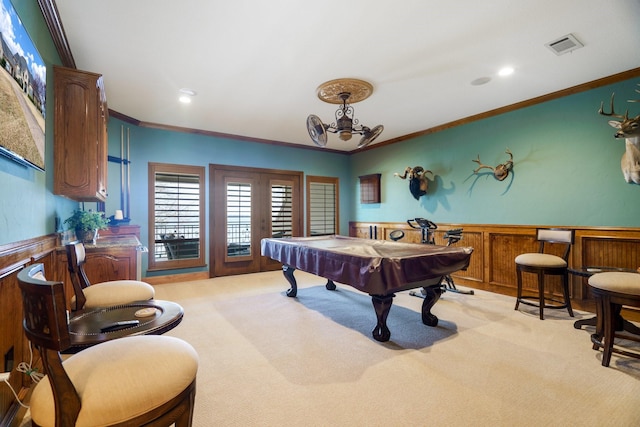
[18,263,198,426]
[66,241,155,311]
[588,271,640,367]
[515,228,574,319]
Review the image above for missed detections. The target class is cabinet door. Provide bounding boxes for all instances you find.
[57,246,136,286]
[84,250,133,283]
[53,66,108,201]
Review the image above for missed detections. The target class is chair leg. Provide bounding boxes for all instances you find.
[175,387,196,427]
[561,272,574,317]
[537,271,545,320]
[515,266,522,310]
[601,297,616,367]
[593,296,604,351]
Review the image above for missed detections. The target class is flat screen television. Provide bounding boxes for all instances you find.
[0,0,46,172]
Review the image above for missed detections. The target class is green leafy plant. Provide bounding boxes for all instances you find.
[64,209,110,238]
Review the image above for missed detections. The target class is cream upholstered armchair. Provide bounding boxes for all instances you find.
[66,241,155,310]
[514,228,575,320]
[17,263,198,426]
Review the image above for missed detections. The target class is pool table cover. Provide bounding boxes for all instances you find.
[261,235,473,295]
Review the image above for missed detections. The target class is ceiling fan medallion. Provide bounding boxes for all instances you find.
[307,78,383,149]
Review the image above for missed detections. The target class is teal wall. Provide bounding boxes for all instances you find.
[0,0,76,246]
[350,78,640,227]
[105,120,352,276]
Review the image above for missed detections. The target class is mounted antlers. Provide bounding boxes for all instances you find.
[394,166,432,200]
[598,86,640,185]
[473,149,514,181]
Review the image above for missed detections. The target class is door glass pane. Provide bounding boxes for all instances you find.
[271,183,293,238]
[226,182,251,257]
[154,172,200,261]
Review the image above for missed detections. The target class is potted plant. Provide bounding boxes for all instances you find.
[64,209,110,244]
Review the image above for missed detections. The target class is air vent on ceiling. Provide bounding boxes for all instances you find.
[545,33,584,56]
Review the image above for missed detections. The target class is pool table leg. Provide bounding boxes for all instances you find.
[282,266,336,297]
[282,265,298,297]
[420,285,443,327]
[371,295,394,342]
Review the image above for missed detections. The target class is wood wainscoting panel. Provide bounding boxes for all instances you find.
[0,234,57,424]
[349,223,382,240]
[581,237,640,268]
[0,268,25,423]
[398,227,422,244]
[349,222,640,308]
[449,229,483,284]
[572,229,640,300]
[487,231,535,292]
[486,229,569,298]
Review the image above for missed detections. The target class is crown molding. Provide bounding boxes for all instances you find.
[38,0,75,68]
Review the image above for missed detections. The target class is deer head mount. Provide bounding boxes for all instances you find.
[394,166,433,200]
[598,85,640,185]
[472,149,514,181]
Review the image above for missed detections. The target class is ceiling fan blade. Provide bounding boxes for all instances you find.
[306,114,328,147]
[357,124,384,149]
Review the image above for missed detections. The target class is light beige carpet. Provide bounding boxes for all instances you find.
[150,271,640,427]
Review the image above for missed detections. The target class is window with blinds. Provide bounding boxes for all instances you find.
[271,182,293,238]
[307,176,339,236]
[148,163,205,270]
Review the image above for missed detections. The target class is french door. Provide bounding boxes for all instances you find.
[210,164,302,277]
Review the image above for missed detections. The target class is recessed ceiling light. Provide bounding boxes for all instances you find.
[179,88,196,104]
[498,67,514,77]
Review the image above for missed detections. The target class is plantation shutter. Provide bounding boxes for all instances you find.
[154,172,201,260]
[226,181,252,257]
[271,183,293,238]
[309,181,337,236]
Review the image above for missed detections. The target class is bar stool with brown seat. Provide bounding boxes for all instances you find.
[588,271,640,367]
[514,228,575,320]
[17,263,198,426]
[66,241,155,311]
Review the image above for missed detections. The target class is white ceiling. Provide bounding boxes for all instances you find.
[54,0,640,152]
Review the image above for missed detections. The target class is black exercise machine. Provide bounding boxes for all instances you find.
[400,218,474,296]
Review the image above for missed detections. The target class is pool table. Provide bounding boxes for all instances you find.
[261,235,474,342]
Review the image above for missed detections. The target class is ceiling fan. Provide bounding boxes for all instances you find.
[306,78,383,149]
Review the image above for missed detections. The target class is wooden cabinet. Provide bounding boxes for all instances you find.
[56,237,141,296]
[53,66,108,202]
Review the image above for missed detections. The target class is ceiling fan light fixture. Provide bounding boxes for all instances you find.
[339,131,353,141]
[307,78,383,149]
